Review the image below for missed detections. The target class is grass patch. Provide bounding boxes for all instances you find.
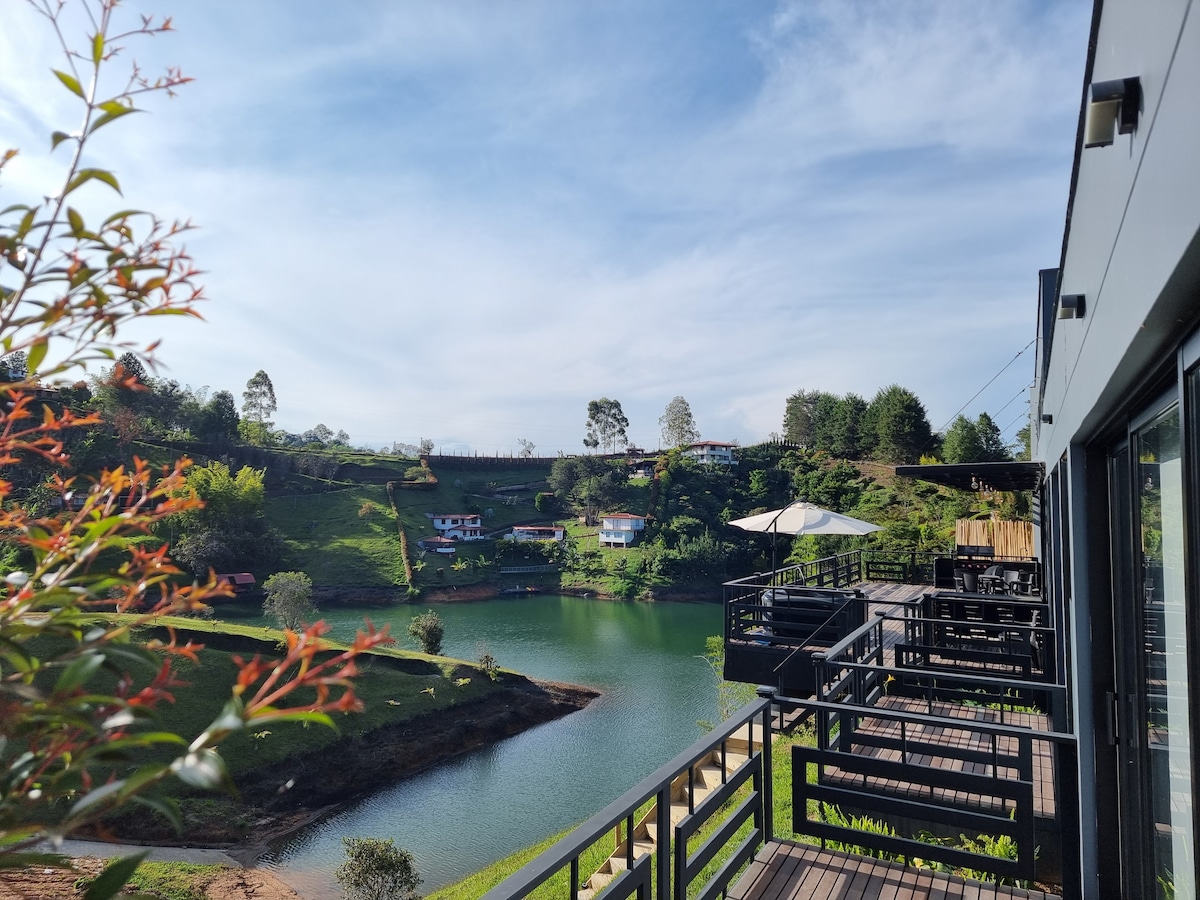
[266,485,403,586]
[83,860,226,900]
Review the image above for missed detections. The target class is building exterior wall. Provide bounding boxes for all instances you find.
[1033,3,1200,896]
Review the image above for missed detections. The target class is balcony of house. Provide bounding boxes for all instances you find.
[480,547,1076,900]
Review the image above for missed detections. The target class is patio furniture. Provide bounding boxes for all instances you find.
[979,564,1006,594]
[1004,568,1024,594]
[954,568,979,593]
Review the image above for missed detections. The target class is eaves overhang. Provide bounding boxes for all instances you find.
[894,461,1045,493]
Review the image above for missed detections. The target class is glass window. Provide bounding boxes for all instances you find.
[1136,404,1193,899]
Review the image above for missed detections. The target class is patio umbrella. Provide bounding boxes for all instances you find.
[728,500,882,573]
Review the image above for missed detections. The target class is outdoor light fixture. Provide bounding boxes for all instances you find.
[1041,414,1054,424]
[1085,77,1141,148]
[1059,293,1086,320]
[970,476,979,491]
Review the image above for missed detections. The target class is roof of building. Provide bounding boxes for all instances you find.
[602,512,646,520]
[426,513,481,520]
[419,535,457,544]
[894,461,1045,493]
[688,441,736,449]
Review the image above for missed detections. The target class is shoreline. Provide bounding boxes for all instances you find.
[73,677,599,867]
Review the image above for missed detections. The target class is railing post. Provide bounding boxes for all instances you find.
[656,782,671,900]
[757,685,775,843]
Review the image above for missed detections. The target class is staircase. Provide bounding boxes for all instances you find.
[578,724,760,900]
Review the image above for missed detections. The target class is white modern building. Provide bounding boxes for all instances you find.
[683,441,737,466]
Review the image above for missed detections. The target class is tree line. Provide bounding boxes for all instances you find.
[781,385,1019,464]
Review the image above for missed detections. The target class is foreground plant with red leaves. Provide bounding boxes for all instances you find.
[0,2,390,889]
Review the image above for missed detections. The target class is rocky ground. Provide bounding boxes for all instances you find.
[0,857,301,900]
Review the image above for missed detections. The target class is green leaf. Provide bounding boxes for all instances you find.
[84,853,147,900]
[67,207,85,236]
[69,779,127,818]
[26,339,47,376]
[51,131,72,150]
[53,69,86,99]
[131,795,182,833]
[92,32,104,65]
[88,106,137,136]
[64,168,122,197]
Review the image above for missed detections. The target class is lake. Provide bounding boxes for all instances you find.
[253,594,723,897]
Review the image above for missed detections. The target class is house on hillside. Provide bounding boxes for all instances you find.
[683,441,737,465]
[425,513,485,541]
[509,525,566,543]
[599,513,645,548]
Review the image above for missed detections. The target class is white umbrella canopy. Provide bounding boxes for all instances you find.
[728,502,883,537]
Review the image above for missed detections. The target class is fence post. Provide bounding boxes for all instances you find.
[756,687,775,843]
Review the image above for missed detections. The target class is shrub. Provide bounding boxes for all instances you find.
[477,644,499,681]
[408,610,444,655]
[262,571,317,631]
[336,837,421,900]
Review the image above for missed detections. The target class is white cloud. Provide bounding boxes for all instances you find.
[1,0,1090,452]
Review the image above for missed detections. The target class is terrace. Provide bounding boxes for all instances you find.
[481,548,1077,900]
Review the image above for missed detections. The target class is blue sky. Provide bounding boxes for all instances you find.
[0,1,1092,454]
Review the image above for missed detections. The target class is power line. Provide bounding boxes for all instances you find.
[992,382,1033,419]
[933,338,1036,435]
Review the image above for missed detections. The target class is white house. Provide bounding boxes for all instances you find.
[425,513,485,541]
[683,441,737,466]
[509,525,566,543]
[599,513,646,548]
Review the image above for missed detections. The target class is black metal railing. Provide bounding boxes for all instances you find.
[788,695,1075,883]
[481,698,774,900]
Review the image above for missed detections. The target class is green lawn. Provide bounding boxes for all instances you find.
[267,485,403,586]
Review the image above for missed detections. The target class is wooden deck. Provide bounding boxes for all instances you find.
[728,840,1061,900]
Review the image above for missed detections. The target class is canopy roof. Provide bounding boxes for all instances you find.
[894,461,1044,493]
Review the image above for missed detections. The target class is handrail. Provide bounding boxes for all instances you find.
[770,598,859,675]
[481,697,773,900]
[783,695,1077,744]
[813,611,889,663]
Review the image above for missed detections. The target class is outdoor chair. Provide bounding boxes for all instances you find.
[1003,569,1023,594]
[954,568,979,593]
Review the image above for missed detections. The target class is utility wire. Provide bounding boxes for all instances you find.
[932,338,1036,436]
[992,382,1034,419]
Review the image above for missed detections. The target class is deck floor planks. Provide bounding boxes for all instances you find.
[733,842,1060,900]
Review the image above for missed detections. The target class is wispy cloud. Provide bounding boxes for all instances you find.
[0,0,1090,452]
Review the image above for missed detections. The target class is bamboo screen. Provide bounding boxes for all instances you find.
[955,519,1034,558]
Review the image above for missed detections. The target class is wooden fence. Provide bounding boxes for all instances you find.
[955,519,1034,558]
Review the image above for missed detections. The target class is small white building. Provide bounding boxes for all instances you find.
[599,513,646,548]
[425,513,485,541]
[683,441,737,466]
[509,525,566,543]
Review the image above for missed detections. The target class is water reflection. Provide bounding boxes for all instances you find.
[257,595,721,895]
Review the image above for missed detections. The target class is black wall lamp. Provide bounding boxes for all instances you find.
[1058,293,1086,320]
[1085,77,1141,148]
[1041,414,1054,425]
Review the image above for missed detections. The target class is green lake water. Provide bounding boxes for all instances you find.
[255,594,723,897]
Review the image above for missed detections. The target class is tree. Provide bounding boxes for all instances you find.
[866,385,933,463]
[199,389,240,442]
[241,370,277,444]
[941,415,983,464]
[827,393,868,460]
[975,412,1011,462]
[336,837,421,900]
[418,437,434,455]
[584,397,629,454]
[408,610,444,655]
[782,390,820,446]
[0,1,389,880]
[262,571,317,631]
[659,396,700,449]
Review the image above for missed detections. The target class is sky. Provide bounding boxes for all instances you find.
[0,0,1093,455]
